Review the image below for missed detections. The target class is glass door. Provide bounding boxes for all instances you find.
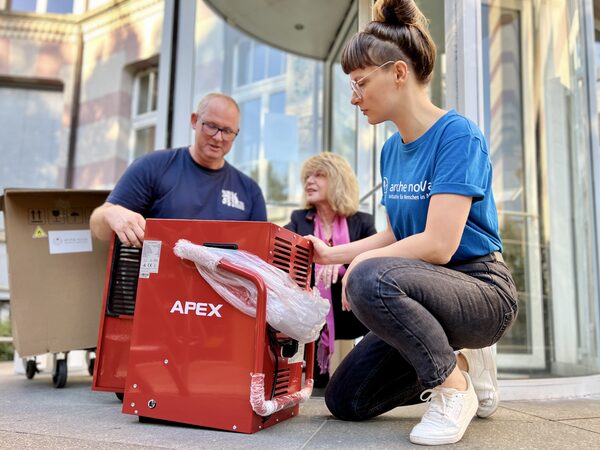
[482,0,546,370]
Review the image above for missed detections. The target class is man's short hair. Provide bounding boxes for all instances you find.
[196,93,240,116]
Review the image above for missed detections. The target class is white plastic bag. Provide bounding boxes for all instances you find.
[173,239,329,343]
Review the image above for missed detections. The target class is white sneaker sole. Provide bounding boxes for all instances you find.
[409,373,479,446]
[476,346,499,418]
[409,410,477,446]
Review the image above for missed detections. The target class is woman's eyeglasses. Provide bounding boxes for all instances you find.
[350,60,397,100]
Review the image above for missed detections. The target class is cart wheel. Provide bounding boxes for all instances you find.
[52,359,67,388]
[25,360,38,379]
[115,392,124,402]
[87,357,95,376]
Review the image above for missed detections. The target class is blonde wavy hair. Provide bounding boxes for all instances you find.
[300,153,359,217]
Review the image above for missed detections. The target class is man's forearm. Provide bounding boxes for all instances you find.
[90,204,114,241]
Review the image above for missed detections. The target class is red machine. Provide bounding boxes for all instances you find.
[92,238,140,398]
[97,219,316,433]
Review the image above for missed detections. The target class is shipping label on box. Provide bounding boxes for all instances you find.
[48,230,93,254]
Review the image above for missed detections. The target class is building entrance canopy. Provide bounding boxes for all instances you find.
[204,0,354,60]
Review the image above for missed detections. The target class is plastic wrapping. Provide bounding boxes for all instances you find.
[173,239,329,343]
[249,372,313,416]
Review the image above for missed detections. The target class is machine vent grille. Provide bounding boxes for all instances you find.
[107,241,141,316]
[272,368,291,397]
[270,234,311,289]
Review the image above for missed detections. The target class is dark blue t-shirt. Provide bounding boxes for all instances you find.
[107,147,267,221]
[380,110,502,262]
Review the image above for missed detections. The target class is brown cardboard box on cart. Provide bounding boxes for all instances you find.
[1,189,110,357]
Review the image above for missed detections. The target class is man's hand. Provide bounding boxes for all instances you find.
[102,204,146,247]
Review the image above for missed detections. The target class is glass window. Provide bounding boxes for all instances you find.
[331,54,357,169]
[235,39,288,87]
[192,1,321,224]
[329,0,445,223]
[131,68,158,161]
[0,85,65,308]
[11,0,75,14]
[46,0,74,14]
[252,44,267,82]
[135,69,157,116]
[236,41,251,86]
[483,0,599,376]
[137,73,150,115]
[134,126,155,160]
[269,91,286,114]
[268,48,286,78]
[237,98,261,165]
[10,0,37,12]
[0,86,65,188]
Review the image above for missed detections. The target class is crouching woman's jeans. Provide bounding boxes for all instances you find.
[324,254,518,421]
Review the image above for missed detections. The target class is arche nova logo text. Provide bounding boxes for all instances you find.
[383,177,432,200]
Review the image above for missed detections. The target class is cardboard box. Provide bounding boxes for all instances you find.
[1,189,110,357]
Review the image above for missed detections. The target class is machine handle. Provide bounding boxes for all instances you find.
[217,260,267,373]
[217,259,314,416]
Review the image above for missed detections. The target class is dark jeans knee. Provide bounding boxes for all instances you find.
[346,259,380,312]
[324,377,368,421]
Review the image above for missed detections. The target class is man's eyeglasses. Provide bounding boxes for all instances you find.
[350,60,397,100]
[201,121,239,141]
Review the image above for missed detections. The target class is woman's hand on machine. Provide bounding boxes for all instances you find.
[305,235,333,264]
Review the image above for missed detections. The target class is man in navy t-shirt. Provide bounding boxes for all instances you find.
[90,93,267,247]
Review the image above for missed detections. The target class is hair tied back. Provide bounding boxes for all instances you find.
[382,6,402,25]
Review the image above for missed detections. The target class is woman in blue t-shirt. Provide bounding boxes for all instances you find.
[307,0,518,446]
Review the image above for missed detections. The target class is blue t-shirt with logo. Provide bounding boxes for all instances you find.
[380,110,502,262]
[107,147,267,221]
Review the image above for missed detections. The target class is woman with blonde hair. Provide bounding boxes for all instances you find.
[307,0,518,445]
[285,152,376,388]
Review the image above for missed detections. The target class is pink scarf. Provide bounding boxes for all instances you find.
[314,213,350,375]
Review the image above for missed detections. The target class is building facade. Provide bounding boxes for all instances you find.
[1,0,600,397]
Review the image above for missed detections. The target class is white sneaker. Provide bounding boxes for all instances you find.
[409,371,478,446]
[460,346,499,418]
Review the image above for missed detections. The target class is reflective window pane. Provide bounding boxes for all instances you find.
[47,0,74,14]
[252,44,267,82]
[236,41,251,86]
[237,98,261,165]
[483,0,599,376]
[269,91,286,114]
[137,73,150,115]
[268,48,286,78]
[192,1,322,224]
[10,0,36,12]
[0,87,65,188]
[134,126,155,160]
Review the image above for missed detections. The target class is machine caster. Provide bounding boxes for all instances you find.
[115,392,124,402]
[52,355,68,388]
[85,350,96,376]
[25,359,39,379]
[87,357,95,376]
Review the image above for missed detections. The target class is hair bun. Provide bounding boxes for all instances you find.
[382,6,402,25]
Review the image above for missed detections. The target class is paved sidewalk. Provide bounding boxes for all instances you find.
[1,362,599,449]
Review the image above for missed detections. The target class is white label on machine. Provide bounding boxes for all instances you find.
[139,240,162,278]
[287,344,305,364]
[48,230,93,254]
